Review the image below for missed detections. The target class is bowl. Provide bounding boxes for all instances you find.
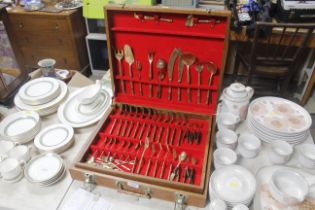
[269,169,309,205]
[76,82,102,105]
[237,133,261,158]
[216,129,238,150]
[298,144,315,169]
[213,148,237,169]
[217,112,240,131]
[268,140,293,164]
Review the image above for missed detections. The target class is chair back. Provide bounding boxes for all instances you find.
[250,22,315,67]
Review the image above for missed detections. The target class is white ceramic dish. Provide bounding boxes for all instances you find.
[248,97,312,134]
[0,140,15,158]
[268,169,309,205]
[18,77,60,106]
[34,124,74,153]
[297,144,315,169]
[216,129,238,150]
[14,80,68,116]
[76,82,101,105]
[58,87,111,128]
[254,166,315,210]
[24,153,64,184]
[237,133,261,158]
[213,148,237,169]
[210,165,256,204]
[268,140,293,164]
[217,112,240,131]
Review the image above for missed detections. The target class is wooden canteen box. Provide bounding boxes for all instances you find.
[70,5,230,208]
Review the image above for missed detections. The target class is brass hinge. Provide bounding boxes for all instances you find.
[83,172,96,192]
[174,193,187,210]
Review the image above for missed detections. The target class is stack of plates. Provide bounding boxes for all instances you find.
[58,85,111,128]
[0,111,41,143]
[248,97,312,145]
[209,165,256,208]
[24,153,66,187]
[34,124,74,153]
[14,77,68,116]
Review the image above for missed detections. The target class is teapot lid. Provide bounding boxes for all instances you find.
[223,83,248,100]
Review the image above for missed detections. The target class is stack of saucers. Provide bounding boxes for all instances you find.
[0,111,41,143]
[58,82,111,128]
[247,97,312,145]
[209,165,256,208]
[14,77,68,116]
[24,153,66,187]
[34,124,74,153]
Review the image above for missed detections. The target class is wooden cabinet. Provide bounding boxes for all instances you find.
[2,6,89,73]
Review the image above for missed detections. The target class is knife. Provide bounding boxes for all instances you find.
[177,54,184,102]
[167,48,181,101]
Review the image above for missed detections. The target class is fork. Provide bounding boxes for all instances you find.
[136,61,143,96]
[115,49,125,93]
[148,51,154,98]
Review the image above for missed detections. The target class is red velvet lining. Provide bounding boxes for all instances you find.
[87,107,209,186]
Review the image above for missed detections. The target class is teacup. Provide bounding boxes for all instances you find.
[0,158,24,180]
[216,129,238,150]
[38,58,56,77]
[217,112,240,131]
[268,140,293,164]
[237,133,261,158]
[298,144,315,169]
[8,145,31,163]
[0,140,15,160]
[213,148,237,169]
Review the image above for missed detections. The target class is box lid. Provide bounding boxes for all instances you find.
[105,5,230,115]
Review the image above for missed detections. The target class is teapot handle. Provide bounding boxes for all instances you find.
[245,86,254,99]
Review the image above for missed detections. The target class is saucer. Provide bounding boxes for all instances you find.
[1,171,24,184]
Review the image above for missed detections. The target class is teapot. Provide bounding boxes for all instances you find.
[219,82,254,121]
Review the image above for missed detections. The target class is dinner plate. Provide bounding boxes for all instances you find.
[248,97,312,134]
[0,111,41,143]
[58,87,111,128]
[14,80,68,116]
[210,165,256,203]
[18,77,60,105]
[24,153,64,183]
[34,124,74,153]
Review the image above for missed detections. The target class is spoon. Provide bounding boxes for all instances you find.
[195,63,204,104]
[182,53,196,103]
[206,62,217,105]
[124,45,135,95]
[170,151,187,181]
[156,59,167,98]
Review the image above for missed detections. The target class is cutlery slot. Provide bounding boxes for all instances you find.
[81,105,210,191]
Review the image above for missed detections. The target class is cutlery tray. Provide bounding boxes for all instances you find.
[70,5,230,208]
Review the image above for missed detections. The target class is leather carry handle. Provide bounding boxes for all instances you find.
[115,181,151,199]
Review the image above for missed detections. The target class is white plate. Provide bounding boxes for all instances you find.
[248,97,312,134]
[24,153,64,183]
[54,1,82,10]
[210,165,256,203]
[58,88,111,128]
[14,80,68,116]
[248,120,308,145]
[254,166,315,210]
[0,111,40,138]
[34,124,74,153]
[18,77,60,106]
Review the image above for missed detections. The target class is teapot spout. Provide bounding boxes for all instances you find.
[245,86,254,99]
